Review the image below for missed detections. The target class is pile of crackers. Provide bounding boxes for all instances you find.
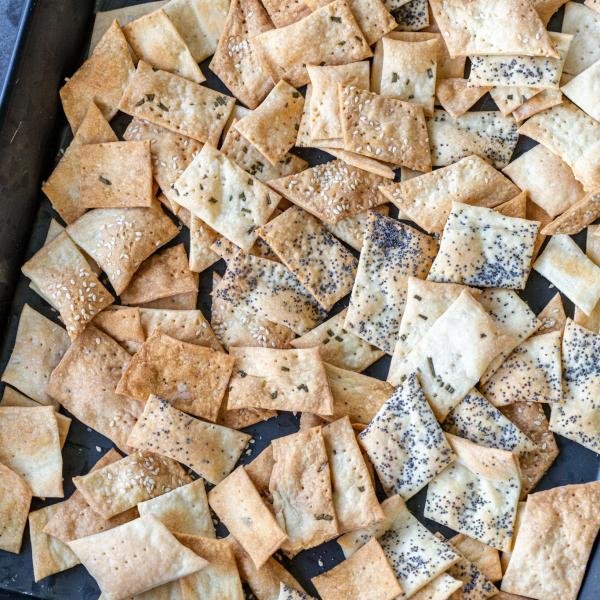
[1,0,599,599]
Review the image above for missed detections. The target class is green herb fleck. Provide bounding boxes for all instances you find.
[330,15,342,22]
[98,175,111,185]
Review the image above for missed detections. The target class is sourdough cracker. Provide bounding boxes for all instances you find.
[189,216,220,273]
[540,191,600,235]
[409,573,463,600]
[449,534,502,583]
[562,2,600,74]
[537,292,567,335]
[392,0,429,31]
[442,541,498,600]
[512,87,564,123]
[261,0,311,26]
[436,78,490,118]
[490,86,542,116]
[93,306,145,350]
[324,205,390,251]
[0,462,31,554]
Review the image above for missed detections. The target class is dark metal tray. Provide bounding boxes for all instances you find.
[0,1,598,598]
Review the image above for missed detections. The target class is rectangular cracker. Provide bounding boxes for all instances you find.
[290,308,385,372]
[68,515,207,599]
[173,144,279,251]
[258,207,357,310]
[252,0,372,86]
[312,537,402,600]
[436,78,491,118]
[0,462,31,554]
[379,155,520,233]
[533,235,600,316]
[344,212,438,354]
[213,253,326,335]
[116,332,233,422]
[428,110,519,169]
[208,466,286,569]
[122,9,205,83]
[468,32,572,88]
[388,291,507,420]
[73,450,190,519]
[270,427,338,556]
[540,191,600,235]
[127,396,251,484]
[60,21,135,131]
[227,346,333,415]
[429,0,558,58]
[268,159,388,225]
[562,2,600,75]
[428,202,539,289]
[0,406,63,498]
[119,60,235,144]
[322,417,384,533]
[359,373,455,499]
[517,101,600,190]
[47,325,142,452]
[339,85,431,171]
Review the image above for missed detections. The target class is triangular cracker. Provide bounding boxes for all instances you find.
[379,155,520,233]
[0,462,31,554]
[359,373,455,498]
[189,216,220,273]
[428,202,539,289]
[119,60,235,144]
[536,292,567,335]
[436,78,491,118]
[59,20,135,131]
[425,434,521,552]
[1,305,69,406]
[344,212,438,354]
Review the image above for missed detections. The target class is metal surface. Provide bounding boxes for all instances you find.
[0,1,598,599]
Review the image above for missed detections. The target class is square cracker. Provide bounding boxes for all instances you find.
[307,62,370,142]
[2,304,69,406]
[428,202,539,290]
[337,496,461,598]
[0,462,31,554]
[388,291,508,421]
[29,505,80,582]
[322,417,384,534]
[68,515,207,600]
[481,331,562,406]
[127,396,251,484]
[549,319,600,453]
[270,427,339,555]
[123,9,205,83]
[22,232,114,339]
[177,534,244,600]
[251,0,372,88]
[120,243,198,305]
[42,449,138,543]
[290,308,384,372]
[562,2,600,75]
[213,253,326,335]
[359,373,455,499]
[429,0,558,58]
[227,346,333,415]
[42,102,117,224]
[80,140,153,208]
[258,207,357,310]
[209,0,274,110]
[425,434,521,552]
[339,85,431,171]
[344,212,438,354]
[443,389,536,455]
[324,363,394,425]
[59,20,135,131]
[540,191,600,236]
[119,60,235,144]
[517,101,600,190]
[312,537,402,600]
[0,406,63,498]
[209,466,286,569]
[427,110,518,169]
[269,159,388,225]
[66,201,179,295]
[73,450,190,519]
[47,325,142,452]
[533,235,600,316]
[234,81,304,166]
[500,401,559,498]
[116,331,234,422]
[173,144,279,251]
[436,78,491,119]
[501,482,600,600]
[379,155,520,234]
[162,0,230,63]
[380,37,438,115]
[138,479,215,538]
[502,143,585,219]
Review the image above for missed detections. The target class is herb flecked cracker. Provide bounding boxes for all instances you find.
[0,462,31,554]
[344,211,438,354]
[427,202,539,290]
[359,373,455,499]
